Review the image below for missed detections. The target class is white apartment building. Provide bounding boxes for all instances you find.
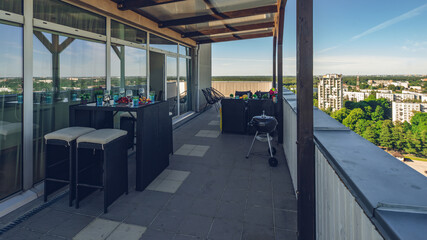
[318,74,343,111]
[376,93,416,102]
[402,91,427,102]
[360,89,392,94]
[343,91,366,102]
[392,102,427,123]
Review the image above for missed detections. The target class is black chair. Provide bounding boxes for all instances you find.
[202,89,219,111]
[75,129,128,213]
[211,87,225,99]
[235,91,252,98]
[44,127,95,206]
[120,112,136,149]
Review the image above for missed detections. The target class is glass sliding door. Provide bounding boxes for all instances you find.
[0,22,23,200]
[166,56,178,117]
[179,58,191,115]
[33,30,106,182]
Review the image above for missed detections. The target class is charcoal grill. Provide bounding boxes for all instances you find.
[246,111,278,167]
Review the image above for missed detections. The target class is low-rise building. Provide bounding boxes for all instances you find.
[343,91,366,102]
[392,102,427,122]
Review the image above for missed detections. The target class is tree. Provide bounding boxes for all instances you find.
[343,108,366,130]
[331,108,350,123]
[392,122,406,151]
[371,105,385,121]
[355,119,371,135]
[363,126,378,144]
[379,120,394,149]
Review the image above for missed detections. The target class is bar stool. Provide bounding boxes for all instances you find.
[75,129,128,213]
[120,112,136,149]
[44,127,95,205]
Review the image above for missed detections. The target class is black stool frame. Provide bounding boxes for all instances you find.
[44,139,77,206]
[75,135,128,213]
[120,113,136,150]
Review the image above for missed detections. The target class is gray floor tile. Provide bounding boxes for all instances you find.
[208,218,243,240]
[242,223,274,240]
[100,202,138,222]
[178,214,213,238]
[273,195,297,211]
[247,190,273,208]
[244,206,273,227]
[173,234,201,240]
[216,202,245,221]
[0,227,44,240]
[124,206,160,227]
[73,218,120,240]
[275,209,297,231]
[150,210,186,232]
[165,195,195,212]
[221,188,248,203]
[106,223,146,240]
[190,197,219,217]
[139,228,175,240]
[275,228,297,240]
[48,213,94,238]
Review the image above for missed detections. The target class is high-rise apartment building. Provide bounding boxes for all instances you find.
[392,102,427,123]
[318,74,343,111]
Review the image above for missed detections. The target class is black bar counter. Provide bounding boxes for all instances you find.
[69,101,171,191]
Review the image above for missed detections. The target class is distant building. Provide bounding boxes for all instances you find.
[376,93,416,102]
[392,102,427,123]
[344,91,366,102]
[368,80,409,88]
[402,91,427,102]
[318,74,343,111]
[409,86,422,92]
[360,89,392,94]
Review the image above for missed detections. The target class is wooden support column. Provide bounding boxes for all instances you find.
[277,1,285,144]
[273,34,277,89]
[296,0,315,239]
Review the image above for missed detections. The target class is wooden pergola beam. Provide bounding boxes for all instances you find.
[159,5,277,28]
[296,0,315,239]
[118,0,184,10]
[182,22,274,38]
[197,31,273,44]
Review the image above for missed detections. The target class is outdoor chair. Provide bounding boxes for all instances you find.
[210,87,225,99]
[43,127,95,206]
[202,89,219,111]
[75,129,128,213]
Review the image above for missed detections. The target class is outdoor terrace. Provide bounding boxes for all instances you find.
[0,107,297,240]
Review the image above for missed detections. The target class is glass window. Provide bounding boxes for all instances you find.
[150,34,177,53]
[33,0,106,35]
[0,0,22,14]
[111,44,147,95]
[111,20,147,45]
[179,58,191,114]
[0,22,22,200]
[166,56,178,116]
[179,45,191,56]
[33,29,106,182]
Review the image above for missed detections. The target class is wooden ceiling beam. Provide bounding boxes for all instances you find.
[118,0,185,10]
[197,31,273,44]
[182,21,274,38]
[159,5,277,28]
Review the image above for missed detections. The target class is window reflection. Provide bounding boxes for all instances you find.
[111,44,147,96]
[179,58,191,114]
[33,30,106,182]
[167,56,178,116]
[0,22,23,200]
[150,34,177,53]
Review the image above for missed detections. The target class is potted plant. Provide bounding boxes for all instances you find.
[79,93,90,104]
[269,88,278,103]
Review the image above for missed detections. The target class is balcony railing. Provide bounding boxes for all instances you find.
[282,88,427,240]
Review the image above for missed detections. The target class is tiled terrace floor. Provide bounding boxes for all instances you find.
[0,108,297,240]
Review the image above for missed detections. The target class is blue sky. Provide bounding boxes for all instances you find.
[213,0,427,76]
[1,0,427,77]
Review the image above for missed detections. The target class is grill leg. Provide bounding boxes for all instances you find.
[267,133,273,158]
[246,131,258,158]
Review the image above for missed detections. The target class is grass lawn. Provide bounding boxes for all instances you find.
[404,155,427,162]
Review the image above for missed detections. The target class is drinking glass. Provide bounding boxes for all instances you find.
[138,88,145,97]
[119,88,125,98]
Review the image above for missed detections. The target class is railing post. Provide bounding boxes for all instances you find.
[277,1,285,144]
[273,34,277,89]
[296,0,315,239]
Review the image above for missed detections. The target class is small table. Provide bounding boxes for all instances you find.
[69,101,172,191]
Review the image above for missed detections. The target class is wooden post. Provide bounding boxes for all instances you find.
[277,1,285,144]
[296,0,315,239]
[273,35,277,89]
